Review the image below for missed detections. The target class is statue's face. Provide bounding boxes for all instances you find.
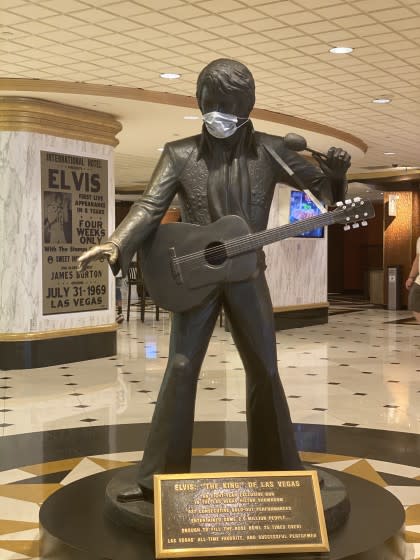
[199,85,250,119]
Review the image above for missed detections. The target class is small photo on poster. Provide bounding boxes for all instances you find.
[43,192,72,244]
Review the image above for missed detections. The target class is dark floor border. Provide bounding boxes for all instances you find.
[385,317,419,325]
[1,422,419,472]
[274,307,328,330]
[328,309,369,316]
[0,330,117,370]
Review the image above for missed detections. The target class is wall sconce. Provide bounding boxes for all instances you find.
[388,194,399,216]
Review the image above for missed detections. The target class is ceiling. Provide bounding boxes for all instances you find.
[1,0,420,202]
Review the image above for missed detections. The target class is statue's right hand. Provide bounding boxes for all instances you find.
[77,242,119,272]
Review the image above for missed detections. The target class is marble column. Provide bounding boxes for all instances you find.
[265,185,328,329]
[0,97,122,369]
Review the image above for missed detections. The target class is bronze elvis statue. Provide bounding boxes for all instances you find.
[78,59,351,502]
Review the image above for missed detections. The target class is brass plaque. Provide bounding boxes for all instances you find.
[154,470,329,558]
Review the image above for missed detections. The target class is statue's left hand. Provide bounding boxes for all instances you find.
[314,147,351,179]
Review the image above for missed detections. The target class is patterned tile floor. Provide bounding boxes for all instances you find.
[0,301,419,558]
[0,449,419,559]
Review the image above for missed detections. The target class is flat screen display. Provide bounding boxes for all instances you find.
[289,191,324,238]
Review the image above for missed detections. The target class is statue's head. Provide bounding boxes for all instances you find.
[196,59,255,119]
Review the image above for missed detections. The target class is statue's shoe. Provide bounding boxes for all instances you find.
[117,485,153,503]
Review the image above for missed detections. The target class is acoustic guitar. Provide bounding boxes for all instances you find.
[139,198,375,313]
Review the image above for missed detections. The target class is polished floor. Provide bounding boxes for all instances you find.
[0,299,419,559]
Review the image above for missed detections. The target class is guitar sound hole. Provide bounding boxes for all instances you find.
[204,241,227,266]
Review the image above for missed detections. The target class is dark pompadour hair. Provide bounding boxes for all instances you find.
[196,59,255,114]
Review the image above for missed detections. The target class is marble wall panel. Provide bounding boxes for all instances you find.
[265,185,328,308]
[0,131,115,333]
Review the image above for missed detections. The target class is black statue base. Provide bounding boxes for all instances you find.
[105,465,154,533]
[39,456,405,560]
[104,457,349,534]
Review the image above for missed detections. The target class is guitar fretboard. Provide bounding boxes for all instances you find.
[225,209,342,257]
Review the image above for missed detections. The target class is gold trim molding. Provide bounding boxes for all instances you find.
[348,169,420,181]
[0,96,122,146]
[273,303,329,312]
[0,323,117,342]
[0,79,367,153]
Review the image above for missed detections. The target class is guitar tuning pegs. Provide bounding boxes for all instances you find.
[344,224,351,231]
[354,197,361,202]
[361,220,368,226]
[336,201,344,207]
[352,223,360,229]
[345,199,352,204]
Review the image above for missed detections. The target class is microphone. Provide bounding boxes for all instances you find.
[284,133,328,161]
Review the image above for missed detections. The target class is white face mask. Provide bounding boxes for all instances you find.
[202,111,249,139]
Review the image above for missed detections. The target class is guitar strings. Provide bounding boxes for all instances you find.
[174,203,371,266]
[175,200,373,266]
[174,210,345,266]
[175,213,339,265]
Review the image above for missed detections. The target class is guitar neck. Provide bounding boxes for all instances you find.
[226,210,340,257]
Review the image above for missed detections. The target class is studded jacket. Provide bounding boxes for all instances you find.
[110,131,347,276]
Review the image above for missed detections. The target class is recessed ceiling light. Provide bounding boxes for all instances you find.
[160,72,181,79]
[183,116,200,120]
[372,97,391,104]
[329,46,353,54]
[384,152,396,155]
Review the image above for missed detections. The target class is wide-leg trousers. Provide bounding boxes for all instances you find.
[137,271,302,490]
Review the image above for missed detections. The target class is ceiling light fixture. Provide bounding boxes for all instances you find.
[372,97,391,104]
[160,72,181,79]
[183,116,200,120]
[157,147,164,151]
[384,152,396,155]
[329,46,353,54]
